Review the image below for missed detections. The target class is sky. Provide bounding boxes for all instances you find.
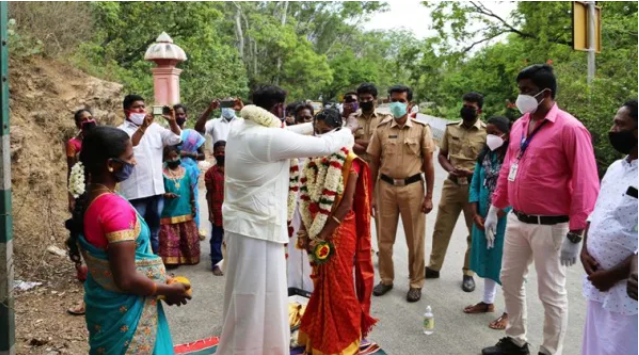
[364,1,518,49]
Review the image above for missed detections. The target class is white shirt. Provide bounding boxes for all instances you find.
[583,157,638,315]
[205,116,238,147]
[223,119,353,244]
[117,121,182,200]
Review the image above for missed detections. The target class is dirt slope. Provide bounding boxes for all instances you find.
[10,56,124,354]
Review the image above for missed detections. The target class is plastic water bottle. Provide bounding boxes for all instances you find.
[423,305,434,335]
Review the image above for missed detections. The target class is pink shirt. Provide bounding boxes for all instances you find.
[492,104,599,230]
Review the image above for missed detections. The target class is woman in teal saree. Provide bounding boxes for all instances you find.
[66,126,191,355]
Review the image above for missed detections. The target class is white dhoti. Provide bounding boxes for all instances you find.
[581,300,638,355]
[286,204,313,292]
[218,232,290,355]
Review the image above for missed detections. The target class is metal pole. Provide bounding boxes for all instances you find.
[587,1,596,85]
[0,2,13,355]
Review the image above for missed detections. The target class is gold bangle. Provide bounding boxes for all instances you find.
[138,126,146,134]
[150,282,157,296]
[331,216,342,225]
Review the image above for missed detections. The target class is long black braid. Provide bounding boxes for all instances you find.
[64,126,130,263]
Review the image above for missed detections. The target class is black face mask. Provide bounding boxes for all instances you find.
[166,159,181,169]
[608,130,638,154]
[360,101,374,112]
[215,156,225,166]
[176,118,187,127]
[460,106,477,121]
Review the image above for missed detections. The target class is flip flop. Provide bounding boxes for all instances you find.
[463,302,495,314]
[67,303,85,316]
[489,312,509,330]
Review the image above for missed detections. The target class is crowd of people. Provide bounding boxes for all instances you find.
[63,63,637,355]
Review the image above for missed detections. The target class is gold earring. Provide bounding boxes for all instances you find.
[108,167,114,172]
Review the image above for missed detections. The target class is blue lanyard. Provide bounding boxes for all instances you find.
[518,119,547,159]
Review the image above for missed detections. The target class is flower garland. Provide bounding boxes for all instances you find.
[239,104,283,128]
[287,158,300,238]
[68,162,86,198]
[299,147,348,239]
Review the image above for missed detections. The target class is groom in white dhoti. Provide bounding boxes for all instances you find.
[218,85,354,355]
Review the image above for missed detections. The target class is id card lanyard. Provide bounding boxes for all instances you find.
[508,119,547,182]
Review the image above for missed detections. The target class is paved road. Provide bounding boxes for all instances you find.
[165,149,587,355]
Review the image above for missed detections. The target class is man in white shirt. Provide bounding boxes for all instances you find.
[217,85,354,355]
[117,95,182,253]
[195,97,242,147]
[580,100,638,355]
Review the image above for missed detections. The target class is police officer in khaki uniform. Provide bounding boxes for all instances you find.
[347,83,392,246]
[368,85,435,303]
[426,92,487,293]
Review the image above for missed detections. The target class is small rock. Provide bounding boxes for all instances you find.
[46,245,67,258]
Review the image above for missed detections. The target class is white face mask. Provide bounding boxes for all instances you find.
[486,134,505,151]
[515,89,547,114]
[128,112,146,126]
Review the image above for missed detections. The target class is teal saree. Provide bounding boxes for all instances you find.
[79,196,174,355]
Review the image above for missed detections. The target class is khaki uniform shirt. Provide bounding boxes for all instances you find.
[347,110,392,164]
[367,118,435,179]
[440,119,487,172]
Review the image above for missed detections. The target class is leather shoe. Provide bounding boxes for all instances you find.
[482,337,530,355]
[462,275,476,292]
[373,282,393,296]
[425,267,440,279]
[406,288,421,302]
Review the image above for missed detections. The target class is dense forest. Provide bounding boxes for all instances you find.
[8,1,638,170]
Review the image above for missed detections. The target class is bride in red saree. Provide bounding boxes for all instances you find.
[297,109,377,355]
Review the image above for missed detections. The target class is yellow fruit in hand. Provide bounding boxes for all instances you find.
[167,276,193,297]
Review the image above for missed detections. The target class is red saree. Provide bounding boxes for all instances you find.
[299,153,377,355]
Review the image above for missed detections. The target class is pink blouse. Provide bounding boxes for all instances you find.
[83,193,138,249]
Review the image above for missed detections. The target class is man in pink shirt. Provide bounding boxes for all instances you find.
[482,65,599,355]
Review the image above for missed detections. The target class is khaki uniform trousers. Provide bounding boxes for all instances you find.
[501,214,569,355]
[378,180,425,289]
[428,178,474,276]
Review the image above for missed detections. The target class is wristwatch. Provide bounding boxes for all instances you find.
[567,231,583,244]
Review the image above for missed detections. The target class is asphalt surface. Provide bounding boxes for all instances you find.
[165,148,587,355]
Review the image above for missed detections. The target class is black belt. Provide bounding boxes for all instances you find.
[513,210,569,225]
[380,173,422,187]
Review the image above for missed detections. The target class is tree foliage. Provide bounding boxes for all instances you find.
[416,1,638,172]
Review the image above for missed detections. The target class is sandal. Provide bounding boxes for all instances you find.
[463,302,495,314]
[212,265,224,277]
[67,301,85,316]
[489,312,509,330]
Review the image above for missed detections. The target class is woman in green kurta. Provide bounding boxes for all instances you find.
[463,116,512,330]
[159,146,201,267]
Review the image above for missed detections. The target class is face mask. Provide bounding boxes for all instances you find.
[608,130,638,154]
[81,119,96,132]
[360,101,374,112]
[486,134,505,151]
[111,159,135,182]
[460,106,478,121]
[176,117,187,126]
[389,102,408,119]
[215,155,225,166]
[221,108,235,120]
[128,112,146,126]
[166,159,181,169]
[343,102,358,115]
[515,89,547,114]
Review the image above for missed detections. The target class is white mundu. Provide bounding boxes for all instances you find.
[218,107,353,355]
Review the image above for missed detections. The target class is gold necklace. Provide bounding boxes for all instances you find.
[90,183,115,194]
[166,167,182,189]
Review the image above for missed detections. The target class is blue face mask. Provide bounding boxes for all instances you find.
[389,102,408,118]
[221,108,235,120]
[111,159,135,182]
